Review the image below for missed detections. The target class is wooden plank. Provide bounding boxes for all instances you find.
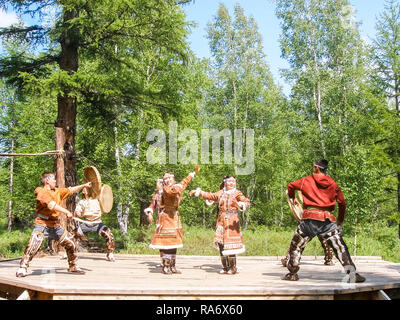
[0,254,398,300]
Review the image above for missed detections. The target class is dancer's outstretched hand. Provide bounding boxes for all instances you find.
[66,210,73,220]
[189,190,196,197]
[84,181,92,189]
[194,165,200,174]
[144,208,153,224]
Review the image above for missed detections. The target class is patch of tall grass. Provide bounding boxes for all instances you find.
[0,217,31,259]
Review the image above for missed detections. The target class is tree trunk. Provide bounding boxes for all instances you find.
[117,200,131,235]
[398,172,400,238]
[116,203,125,234]
[114,125,131,234]
[394,76,400,237]
[7,137,14,231]
[51,8,79,252]
[313,78,326,158]
[139,200,149,226]
[135,110,142,160]
[116,198,131,234]
[394,78,400,238]
[243,177,256,230]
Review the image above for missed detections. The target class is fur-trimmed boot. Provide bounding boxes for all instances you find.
[227,255,237,274]
[219,256,230,274]
[99,226,115,262]
[282,273,299,281]
[162,257,173,275]
[170,256,181,274]
[16,231,44,277]
[59,232,85,275]
[318,235,334,266]
[281,257,288,267]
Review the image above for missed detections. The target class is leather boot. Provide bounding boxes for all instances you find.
[73,228,88,242]
[170,257,181,274]
[219,256,230,274]
[162,258,172,274]
[67,265,85,274]
[343,265,366,283]
[16,267,28,277]
[227,256,237,274]
[319,236,334,265]
[282,273,299,281]
[355,273,366,283]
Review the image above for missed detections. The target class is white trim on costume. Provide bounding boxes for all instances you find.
[149,244,184,249]
[221,246,246,256]
[223,188,236,194]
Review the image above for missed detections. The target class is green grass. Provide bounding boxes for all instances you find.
[1,216,400,262]
[0,217,31,259]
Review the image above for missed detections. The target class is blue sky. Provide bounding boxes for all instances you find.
[183,0,388,92]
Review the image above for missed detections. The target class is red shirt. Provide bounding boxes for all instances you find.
[287,174,346,224]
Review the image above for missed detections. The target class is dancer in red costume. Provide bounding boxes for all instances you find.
[283,159,365,283]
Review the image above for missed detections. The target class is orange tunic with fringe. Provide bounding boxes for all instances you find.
[199,189,250,256]
[149,174,193,250]
[34,187,71,228]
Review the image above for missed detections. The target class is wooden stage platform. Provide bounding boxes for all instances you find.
[1,253,400,300]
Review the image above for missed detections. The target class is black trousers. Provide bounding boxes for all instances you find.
[286,219,355,275]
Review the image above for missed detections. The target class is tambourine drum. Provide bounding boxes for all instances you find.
[286,190,303,222]
[99,184,113,213]
[83,166,102,199]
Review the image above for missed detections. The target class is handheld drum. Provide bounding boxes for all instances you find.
[286,190,303,222]
[99,184,113,213]
[83,166,102,199]
[83,166,114,213]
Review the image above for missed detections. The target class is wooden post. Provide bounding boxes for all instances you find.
[55,126,66,230]
[54,7,79,240]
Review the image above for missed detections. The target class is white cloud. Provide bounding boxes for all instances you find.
[0,9,19,27]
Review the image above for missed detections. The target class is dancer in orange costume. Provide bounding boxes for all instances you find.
[16,172,90,277]
[145,166,199,274]
[189,175,250,274]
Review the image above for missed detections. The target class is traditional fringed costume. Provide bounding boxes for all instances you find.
[283,160,365,283]
[146,167,198,274]
[16,173,89,277]
[74,187,115,262]
[144,179,163,266]
[190,176,250,274]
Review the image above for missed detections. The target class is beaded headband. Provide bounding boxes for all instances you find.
[41,174,55,183]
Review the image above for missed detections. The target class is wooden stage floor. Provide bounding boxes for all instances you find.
[1,253,400,300]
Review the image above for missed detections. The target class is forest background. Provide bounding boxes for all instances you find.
[1,0,400,262]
